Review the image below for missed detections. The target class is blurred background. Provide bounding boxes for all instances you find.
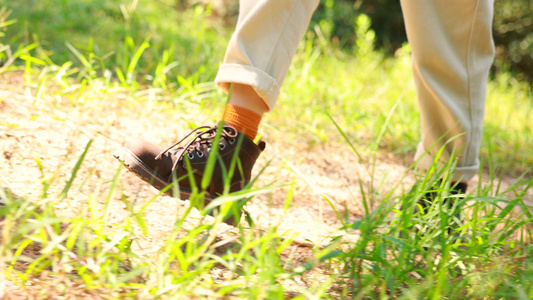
[1,0,532,83]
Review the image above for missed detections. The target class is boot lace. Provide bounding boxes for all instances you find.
[155,124,239,172]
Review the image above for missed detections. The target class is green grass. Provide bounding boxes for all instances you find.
[2,141,532,298]
[1,2,532,298]
[1,0,228,91]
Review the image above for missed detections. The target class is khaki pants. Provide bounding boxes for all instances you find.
[215,0,495,182]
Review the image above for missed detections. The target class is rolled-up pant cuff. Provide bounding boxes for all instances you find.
[415,142,479,182]
[215,64,280,111]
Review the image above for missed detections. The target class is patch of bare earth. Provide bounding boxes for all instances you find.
[1,72,531,297]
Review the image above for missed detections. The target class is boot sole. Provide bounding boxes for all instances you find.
[113,147,214,201]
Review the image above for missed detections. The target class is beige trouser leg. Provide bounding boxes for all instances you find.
[217,0,494,182]
[400,0,495,182]
[215,0,319,110]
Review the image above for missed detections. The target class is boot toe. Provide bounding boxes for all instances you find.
[124,138,174,179]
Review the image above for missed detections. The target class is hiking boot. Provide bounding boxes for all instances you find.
[408,181,468,237]
[417,181,468,214]
[113,124,266,203]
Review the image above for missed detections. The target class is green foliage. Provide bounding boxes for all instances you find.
[312,0,533,81]
[1,0,229,86]
[493,0,533,80]
[310,0,406,52]
[2,0,532,81]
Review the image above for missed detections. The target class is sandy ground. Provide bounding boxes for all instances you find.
[1,72,531,297]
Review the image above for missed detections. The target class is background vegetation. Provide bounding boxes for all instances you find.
[311,0,533,81]
[3,0,533,82]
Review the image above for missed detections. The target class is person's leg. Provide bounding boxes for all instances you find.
[217,0,319,110]
[115,0,318,205]
[400,0,495,183]
[218,0,319,141]
[222,84,265,141]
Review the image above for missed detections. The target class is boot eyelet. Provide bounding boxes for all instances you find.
[187,153,194,159]
[229,138,236,144]
[197,151,204,158]
[219,143,226,150]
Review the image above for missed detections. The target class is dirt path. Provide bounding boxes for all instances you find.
[1,72,531,262]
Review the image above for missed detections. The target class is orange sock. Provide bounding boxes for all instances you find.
[222,104,262,141]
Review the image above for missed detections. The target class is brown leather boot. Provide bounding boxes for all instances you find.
[416,181,468,214]
[113,124,266,202]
